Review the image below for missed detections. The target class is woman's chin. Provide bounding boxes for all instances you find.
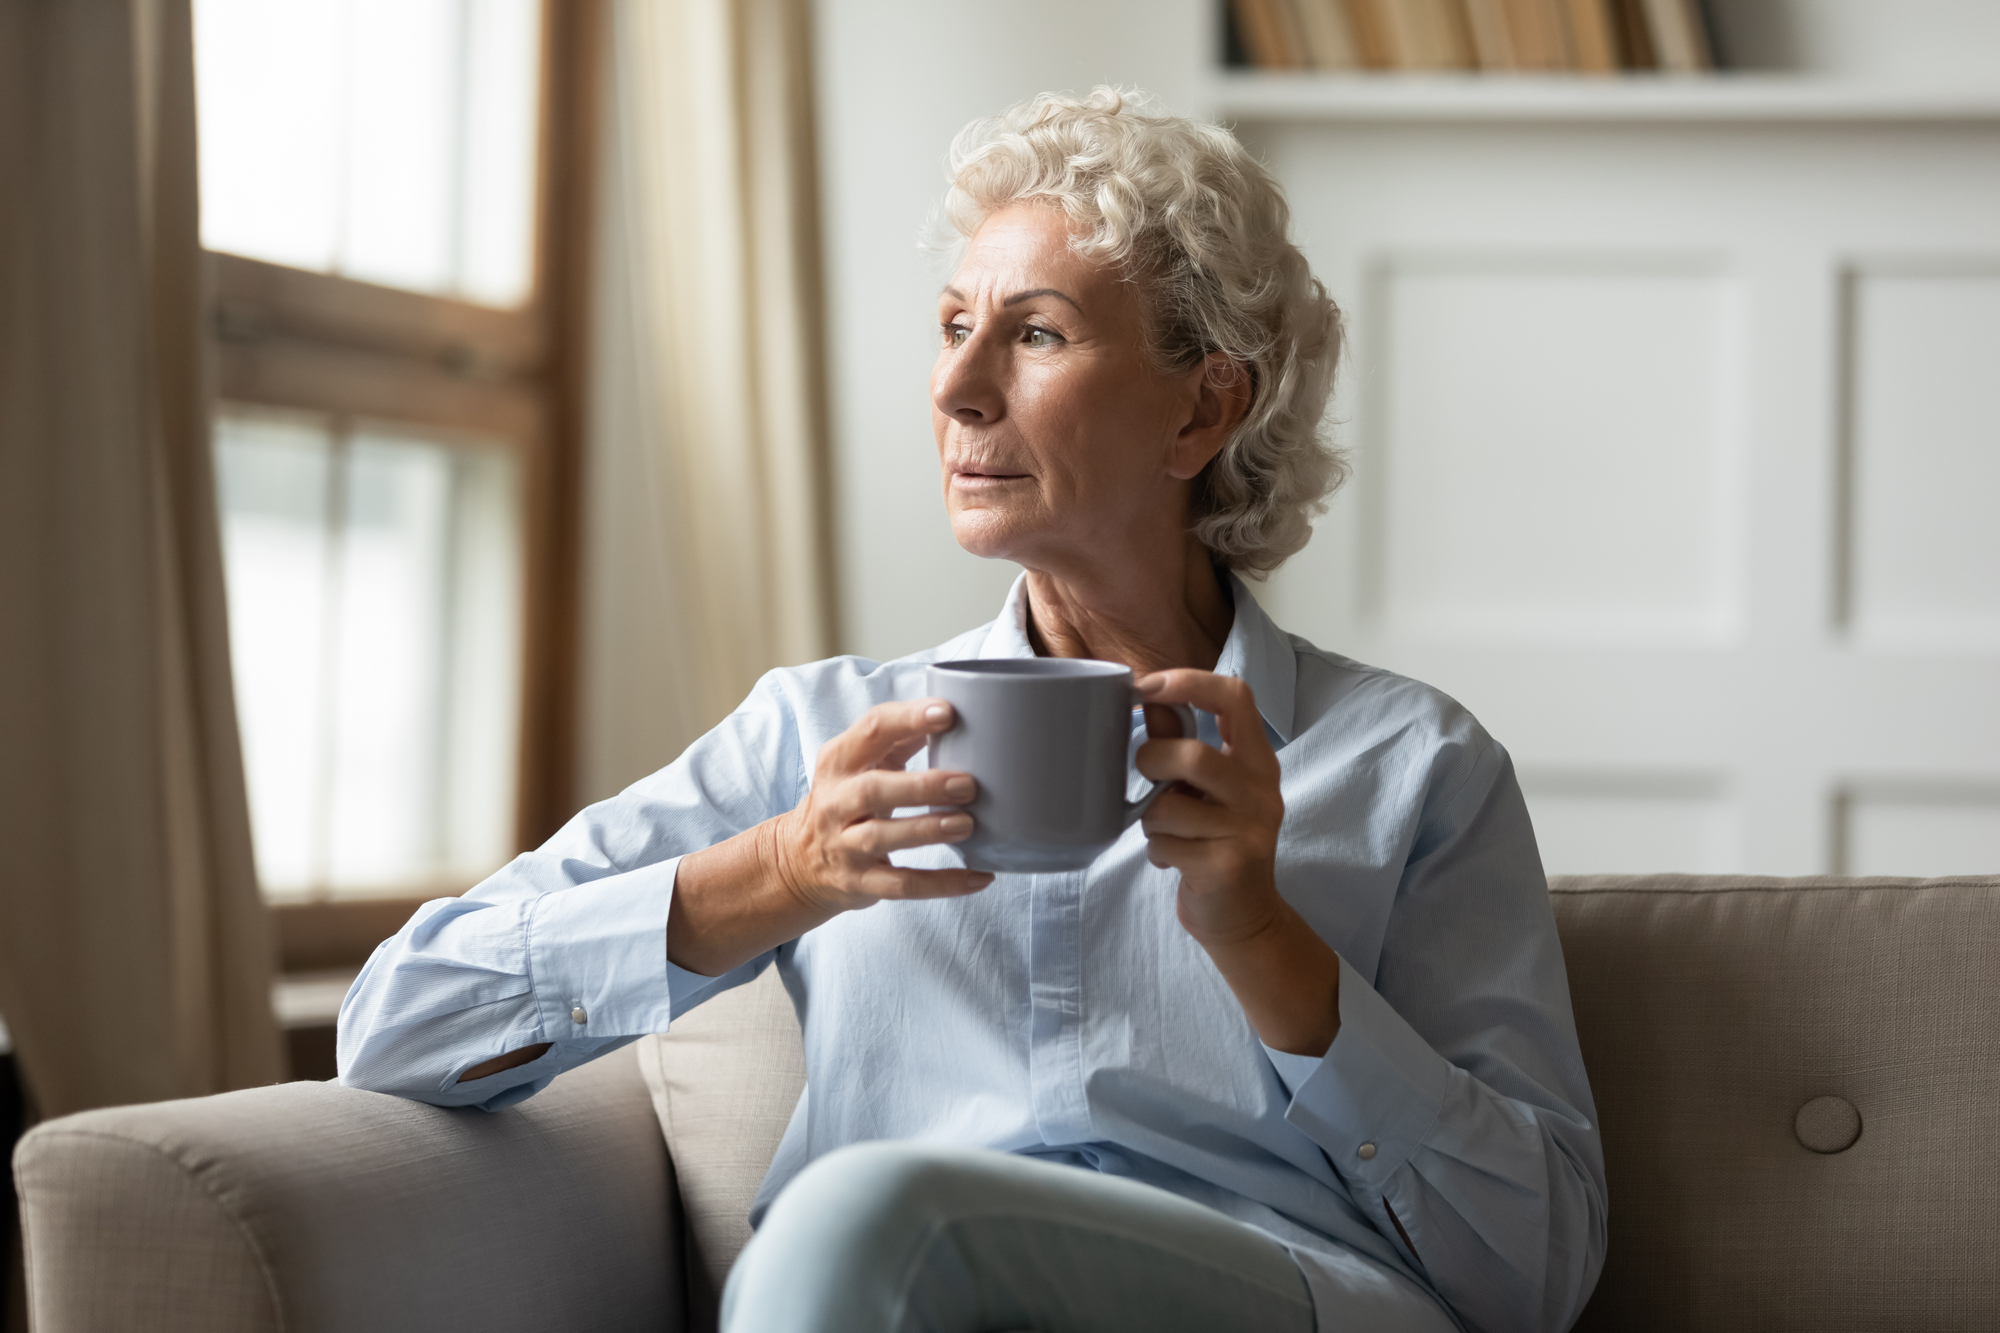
[946,509,1035,563]
[948,524,1015,562]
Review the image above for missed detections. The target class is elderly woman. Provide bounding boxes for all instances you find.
[340,90,1605,1333]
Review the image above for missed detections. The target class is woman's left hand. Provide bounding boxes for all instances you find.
[1134,670,1287,947]
[1135,669,1342,1057]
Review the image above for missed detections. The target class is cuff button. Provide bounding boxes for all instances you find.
[570,1006,588,1025]
[1358,1142,1377,1161]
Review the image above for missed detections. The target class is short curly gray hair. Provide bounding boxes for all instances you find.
[932,87,1346,574]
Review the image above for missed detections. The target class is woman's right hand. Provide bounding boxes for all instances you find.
[773,698,992,913]
[669,698,988,977]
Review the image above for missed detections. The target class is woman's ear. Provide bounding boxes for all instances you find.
[1166,353,1253,481]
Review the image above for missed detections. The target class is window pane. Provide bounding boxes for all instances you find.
[215,411,335,892]
[323,436,454,887]
[192,3,346,273]
[215,409,523,900]
[194,0,543,307]
[338,0,464,296]
[459,1,546,305]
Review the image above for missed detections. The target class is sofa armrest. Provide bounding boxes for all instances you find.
[13,1043,683,1333]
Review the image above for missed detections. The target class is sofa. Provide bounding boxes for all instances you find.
[14,873,2000,1332]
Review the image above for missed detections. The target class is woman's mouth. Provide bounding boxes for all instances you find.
[951,467,1030,487]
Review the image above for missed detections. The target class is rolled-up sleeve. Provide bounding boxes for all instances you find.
[336,670,807,1110]
[1279,740,1608,1333]
[1281,955,1451,1180]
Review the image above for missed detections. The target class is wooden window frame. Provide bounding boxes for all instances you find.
[207,0,606,972]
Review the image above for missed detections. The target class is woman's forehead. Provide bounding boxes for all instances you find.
[946,205,1116,307]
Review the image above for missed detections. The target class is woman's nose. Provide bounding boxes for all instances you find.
[933,336,1005,425]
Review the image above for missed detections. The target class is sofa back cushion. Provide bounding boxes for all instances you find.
[1553,874,2000,1332]
[641,877,2000,1332]
[637,969,805,1332]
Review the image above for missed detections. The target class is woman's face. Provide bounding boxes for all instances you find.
[932,203,1225,576]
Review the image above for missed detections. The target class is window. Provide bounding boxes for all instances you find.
[215,409,522,899]
[195,0,543,304]
[194,0,597,963]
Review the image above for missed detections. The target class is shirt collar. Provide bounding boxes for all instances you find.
[1215,571,1299,747]
[977,574,1038,659]
[976,570,1299,746]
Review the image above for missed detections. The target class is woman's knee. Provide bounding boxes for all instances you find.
[763,1140,982,1248]
[727,1143,990,1330]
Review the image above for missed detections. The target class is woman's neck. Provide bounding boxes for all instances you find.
[1023,534,1234,676]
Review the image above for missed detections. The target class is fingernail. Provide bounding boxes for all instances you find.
[940,813,973,838]
[1136,675,1161,697]
[967,872,995,888]
[943,775,975,802]
[925,703,952,726]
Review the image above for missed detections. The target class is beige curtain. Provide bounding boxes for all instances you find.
[579,0,836,797]
[0,0,284,1118]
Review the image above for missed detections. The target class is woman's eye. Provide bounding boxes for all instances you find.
[1023,325,1061,348]
[942,322,970,349]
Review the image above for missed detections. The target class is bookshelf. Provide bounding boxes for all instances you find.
[1207,73,2000,124]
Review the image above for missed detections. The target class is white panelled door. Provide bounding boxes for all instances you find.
[1238,110,2000,876]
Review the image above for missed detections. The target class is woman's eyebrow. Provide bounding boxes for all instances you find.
[938,285,1084,314]
[1003,288,1083,312]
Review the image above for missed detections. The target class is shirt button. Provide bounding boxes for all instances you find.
[570,1006,587,1025]
[1358,1143,1377,1161]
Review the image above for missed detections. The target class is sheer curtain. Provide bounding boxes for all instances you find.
[0,0,284,1118]
[578,0,837,800]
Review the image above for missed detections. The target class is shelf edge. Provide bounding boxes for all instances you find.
[1205,74,2000,124]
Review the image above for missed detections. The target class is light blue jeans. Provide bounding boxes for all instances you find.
[721,1142,1318,1333]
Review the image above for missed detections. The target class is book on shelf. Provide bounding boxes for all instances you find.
[1460,0,1514,68]
[1234,0,1307,68]
[1293,0,1363,69]
[1226,0,1717,74]
[1612,0,1655,67]
[1352,0,1476,70]
[1499,0,1573,70]
[1563,0,1621,72]
[1639,0,1712,71]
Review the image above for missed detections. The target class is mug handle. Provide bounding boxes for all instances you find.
[1121,696,1200,829]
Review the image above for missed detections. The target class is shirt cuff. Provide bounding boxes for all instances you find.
[1262,1043,1325,1096]
[1283,953,1452,1187]
[526,855,683,1040]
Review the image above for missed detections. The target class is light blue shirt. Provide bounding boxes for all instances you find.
[339,574,1606,1333]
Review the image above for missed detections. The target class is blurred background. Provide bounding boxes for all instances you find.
[3,2,1998,1319]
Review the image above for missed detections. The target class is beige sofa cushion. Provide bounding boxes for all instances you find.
[638,969,806,1332]
[1555,874,2000,1332]
[641,878,2000,1333]
[15,1045,679,1333]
